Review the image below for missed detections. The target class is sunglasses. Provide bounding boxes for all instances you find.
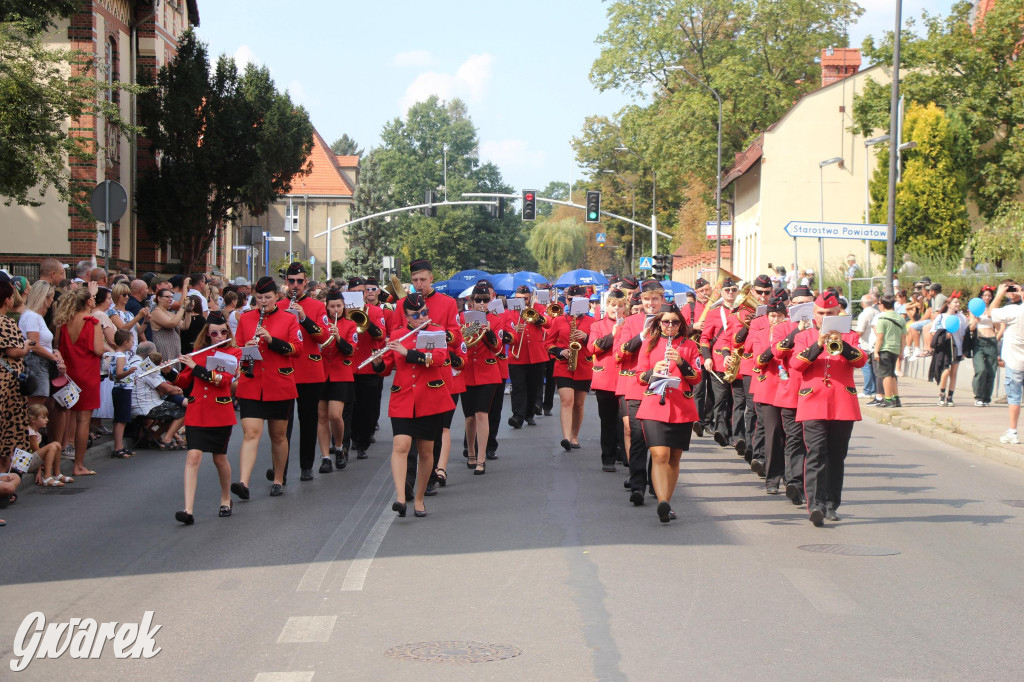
[365,286,379,292]
[287,277,305,284]
[472,298,489,303]
[754,289,772,295]
[722,287,738,293]
[209,329,228,337]
[660,319,682,326]
[408,309,430,320]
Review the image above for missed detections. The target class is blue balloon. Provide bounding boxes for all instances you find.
[944,315,960,333]
[968,297,986,317]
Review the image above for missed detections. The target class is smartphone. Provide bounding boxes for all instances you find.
[172,293,181,303]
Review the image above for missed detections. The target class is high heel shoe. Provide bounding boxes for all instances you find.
[435,468,447,487]
[466,457,477,470]
[392,501,407,517]
[474,461,486,476]
[414,505,427,518]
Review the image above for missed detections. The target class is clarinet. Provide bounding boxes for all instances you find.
[243,308,266,378]
[660,336,677,406]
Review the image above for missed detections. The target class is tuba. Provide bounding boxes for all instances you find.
[721,284,759,384]
[567,315,581,372]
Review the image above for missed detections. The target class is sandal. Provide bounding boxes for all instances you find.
[474,461,486,476]
[39,476,64,488]
[54,474,75,484]
[435,468,447,487]
[155,439,182,451]
[110,449,132,459]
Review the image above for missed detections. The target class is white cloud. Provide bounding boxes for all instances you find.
[399,53,494,113]
[233,44,258,70]
[392,50,435,68]
[479,139,547,170]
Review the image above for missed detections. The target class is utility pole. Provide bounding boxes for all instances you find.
[885,0,903,296]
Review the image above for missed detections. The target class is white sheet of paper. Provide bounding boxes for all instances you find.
[416,330,447,350]
[821,315,852,335]
[650,373,682,392]
[507,297,525,311]
[487,299,505,315]
[755,304,768,317]
[241,345,263,362]
[206,351,238,375]
[789,302,814,322]
[673,293,688,307]
[342,291,364,309]
[463,310,487,325]
[535,289,550,304]
[569,297,589,316]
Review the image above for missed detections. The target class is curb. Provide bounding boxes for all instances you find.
[866,409,1024,471]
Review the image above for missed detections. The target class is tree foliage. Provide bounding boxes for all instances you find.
[868,103,970,260]
[136,30,314,273]
[853,0,1024,220]
[970,201,1024,269]
[330,133,363,158]
[526,216,586,279]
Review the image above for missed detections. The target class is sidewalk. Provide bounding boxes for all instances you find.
[857,355,1024,471]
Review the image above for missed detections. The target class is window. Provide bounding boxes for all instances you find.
[165,241,180,263]
[104,37,120,164]
[285,202,299,232]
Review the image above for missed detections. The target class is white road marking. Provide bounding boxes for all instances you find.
[782,568,858,615]
[276,615,338,643]
[340,505,396,591]
[254,673,315,682]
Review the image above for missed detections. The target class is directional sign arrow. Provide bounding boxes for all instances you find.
[783,221,888,241]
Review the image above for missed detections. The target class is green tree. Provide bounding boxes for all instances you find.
[526,217,586,279]
[537,180,569,217]
[970,201,1024,270]
[136,30,314,273]
[341,149,391,276]
[330,133,363,158]
[868,103,970,259]
[853,0,1024,220]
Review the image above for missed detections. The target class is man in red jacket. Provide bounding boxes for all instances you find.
[683,276,713,436]
[507,284,549,428]
[700,278,746,451]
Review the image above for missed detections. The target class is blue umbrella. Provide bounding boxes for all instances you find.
[518,271,549,285]
[431,279,456,294]
[451,269,492,283]
[553,268,609,287]
[491,272,544,297]
[660,280,694,295]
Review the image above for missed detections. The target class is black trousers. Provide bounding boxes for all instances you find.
[536,359,555,412]
[347,374,383,451]
[509,363,544,419]
[781,407,806,487]
[732,376,750,446]
[759,403,785,487]
[709,372,740,441]
[287,382,323,472]
[594,389,621,466]
[802,419,855,512]
[745,376,762,462]
[626,399,649,492]
[693,373,713,428]
[487,380,504,453]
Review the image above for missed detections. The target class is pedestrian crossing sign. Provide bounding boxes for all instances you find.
[638,256,654,270]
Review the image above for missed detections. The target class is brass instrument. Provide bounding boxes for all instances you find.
[320,313,339,350]
[385,275,405,304]
[346,306,370,333]
[825,333,844,356]
[720,284,759,384]
[691,267,740,342]
[357,320,430,369]
[567,315,581,372]
[547,301,564,317]
[462,320,486,347]
[511,293,539,359]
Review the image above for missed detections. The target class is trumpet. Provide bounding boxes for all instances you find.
[511,293,540,359]
[547,301,564,317]
[137,339,231,377]
[358,320,431,369]
[825,332,844,356]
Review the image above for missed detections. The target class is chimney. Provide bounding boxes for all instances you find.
[821,47,862,87]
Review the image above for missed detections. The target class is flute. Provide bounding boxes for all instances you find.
[358,320,430,369]
[137,339,231,377]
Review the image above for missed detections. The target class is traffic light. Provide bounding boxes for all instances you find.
[490,197,504,219]
[423,189,437,217]
[521,190,537,221]
[652,254,672,279]
[585,190,602,223]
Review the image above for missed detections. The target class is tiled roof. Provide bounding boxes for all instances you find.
[334,155,359,168]
[720,135,762,190]
[671,245,732,268]
[287,129,355,197]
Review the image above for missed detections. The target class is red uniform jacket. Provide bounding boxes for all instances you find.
[507,302,550,365]
[175,346,242,428]
[373,323,455,418]
[635,335,703,423]
[791,327,867,422]
[235,306,301,401]
[741,314,770,393]
[680,299,706,330]
[446,323,468,395]
[547,314,594,381]
[321,316,358,384]
[276,294,329,384]
[700,304,746,373]
[461,313,503,386]
[618,313,658,400]
[351,304,388,376]
[752,320,800,408]
[494,312,512,381]
[587,316,623,392]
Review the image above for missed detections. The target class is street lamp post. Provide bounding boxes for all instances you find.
[885,0,904,296]
[666,65,723,271]
[603,170,637,274]
[819,156,844,289]
[864,134,890,277]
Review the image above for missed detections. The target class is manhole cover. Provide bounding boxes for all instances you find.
[385,641,523,664]
[798,544,900,556]
[1003,500,1024,508]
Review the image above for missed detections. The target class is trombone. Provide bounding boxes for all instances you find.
[511,292,540,359]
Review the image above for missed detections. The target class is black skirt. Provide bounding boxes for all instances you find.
[555,377,592,392]
[238,397,293,421]
[641,419,693,450]
[461,383,499,416]
[184,425,233,455]
[440,406,456,429]
[320,380,355,404]
[392,413,444,440]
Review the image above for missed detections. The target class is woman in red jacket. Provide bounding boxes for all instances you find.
[460,285,503,475]
[173,311,242,524]
[587,290,629,471]
[318,291,357,472]
[635,304,703,523]
[373,294,454,518]
[548,285,594,451]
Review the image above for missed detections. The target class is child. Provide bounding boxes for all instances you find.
[27,404,70,487]
[111,329,139,458]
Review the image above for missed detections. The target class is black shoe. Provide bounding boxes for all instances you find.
[175,510,195,526]
[319,458,332,474]
[474,462,486,476]
[560,439,572,451]
[356,450,368,459]
[693,422,704,437]
[414,507,427,518]
[602,464,617,473]
[657,501,671,523]
[526,417,537,426]
[623,478,632,489]
[630,490,645,506]
[266,468,274,482]
[570,442,581,449]
[392,501,406,517]
[809,507,825,527]
[825,508,840,522]
[750,458,765,476]
[218,504,232,517]
[893,397,902,407]
[424,483,437,496]
[766,483,780,495]
[508,416,523,429]
[270,483,284,497]
[335,449,347,470]
[230,482,250,500]
[713,431,728,447]
[300,469,314,481]
[735,439,747,458]
[486,450,498,460]
[785,483,804,506]
[544,409,552,416]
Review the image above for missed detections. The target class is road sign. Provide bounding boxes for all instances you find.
[90,180,128,223]
[595,232,606,243]
[638,256,654,270]
[232,245,249,250]
[309,255,315,266]
[783,221,888,241]
[267,236,285,242]
[705,221,733,238]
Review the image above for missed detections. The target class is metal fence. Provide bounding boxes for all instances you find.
[1,263,40,281]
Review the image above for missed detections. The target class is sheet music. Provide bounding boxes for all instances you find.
[673,293,688,307]
[416,330,446,350]
[821,315,852,335]
[206,351,238,375]
[569,297,589,316]
[342,291,364,309]
[789,302,814,322]
[535,289,551,304]
[507,298,525,311]
[463,310,487,325]
[755,305,768,317]
[487,299,505,315]
[241,345,263,362]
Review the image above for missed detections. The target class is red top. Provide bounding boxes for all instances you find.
[276,295,329,384]
[321,316,358,383]
[790,328,867,422]
[741,314,770,390]
[460,313,503,386]
[374,323,455,418]
[752,320,800,408]
[235,306,301,401]
[176,347,243,428]
[507,302,550,365]
[587,316,623,392]
[700,305,746,373]
[635,335,703,423]
[446,324,467,395]
[614,313,649,398]
[493,312,512,380]
[352,304,389,376]
[59,316,102,411]
[547,314,593,381]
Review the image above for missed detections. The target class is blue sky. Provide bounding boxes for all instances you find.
[195,0,937,194]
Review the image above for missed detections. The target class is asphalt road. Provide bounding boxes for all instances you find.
[3,390,1024,681]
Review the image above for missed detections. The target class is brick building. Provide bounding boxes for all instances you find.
[0,0,200,280]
